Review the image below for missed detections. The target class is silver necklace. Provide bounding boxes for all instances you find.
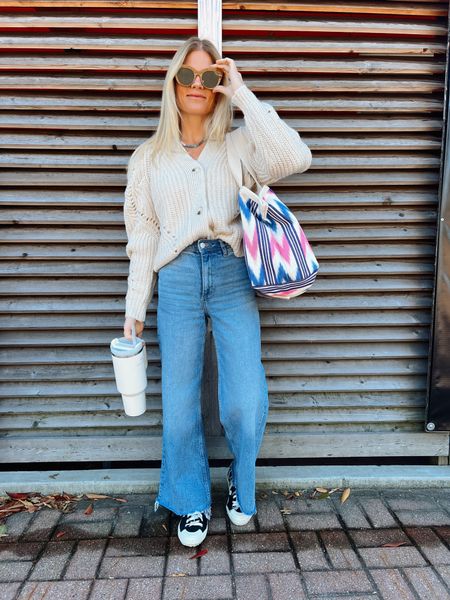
[180,138,205,149]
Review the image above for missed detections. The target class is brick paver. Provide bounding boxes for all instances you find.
[359,498,398,529]
[0,561,33,582]
[99,555,165,579]
[198,534,230,575]
[396,510,450,527]
[126,577,163,599]
[303,569,374,595]
[267,572,306,599]
[290,530,329,570]
[230,532,290,553]
[235,574,268,600]
[349,528,410,547]
[358,546,427,568]
[51,520,113,540]
[331,494,372,528]
[370,568,416,600]
[1,487,450,599]
[112,507,144,538]
[254,497,285,532]
[28,540,75,580]
[404,566,450,599]
[231,550,297,574]
[0,582,21,600]
[285,511,342,530]
[0,542,44,561]
[21,510,62,543]
[89,578,128,600]
[0,514,35,545]
[163,574,232,599]
[405,527,450,565]
[63,539,107,580]
[105,536,167,557]
[320,529,362,569]
[17,580,92,599]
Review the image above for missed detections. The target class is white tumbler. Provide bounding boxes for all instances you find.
[110,323,148,416]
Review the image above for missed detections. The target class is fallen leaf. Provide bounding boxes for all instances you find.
[170,572,187,577]
[6,492,31,500]
[113,497,128,503]
[55,531,66,538]
[294,491,301,497]
[271,490,279,495]
[18,499,36,510]
[382,541,408,548]
[190,548,208,559]
[341,488,351,504]
[315,487,329,493]
[84,504,94,515]
[85,494,111,500]
[0,524,8,537]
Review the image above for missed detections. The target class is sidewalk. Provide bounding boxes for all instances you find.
[2,486,450,599]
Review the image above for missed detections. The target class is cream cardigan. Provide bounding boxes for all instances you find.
[124,83,312,322]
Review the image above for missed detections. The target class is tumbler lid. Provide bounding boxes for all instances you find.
[110,323,144,357]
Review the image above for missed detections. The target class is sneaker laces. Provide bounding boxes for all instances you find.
[228,468,242,512]
[230,487,241,511]
[185,510,205,526]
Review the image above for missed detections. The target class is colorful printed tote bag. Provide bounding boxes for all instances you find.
[226,128,319,299]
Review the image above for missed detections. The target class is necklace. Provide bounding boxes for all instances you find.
[180,138,205,149]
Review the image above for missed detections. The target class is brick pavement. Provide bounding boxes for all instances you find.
[2,487,450,599]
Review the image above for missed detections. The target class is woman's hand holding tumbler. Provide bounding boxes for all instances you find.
[124,316,144,341]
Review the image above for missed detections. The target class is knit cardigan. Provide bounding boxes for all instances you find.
[124,83,313,323]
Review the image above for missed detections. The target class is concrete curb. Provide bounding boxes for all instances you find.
[2,465,450,495]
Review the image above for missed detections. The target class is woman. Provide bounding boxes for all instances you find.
[122,36,312,547]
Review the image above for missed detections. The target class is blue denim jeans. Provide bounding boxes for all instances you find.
[153,238,269,519]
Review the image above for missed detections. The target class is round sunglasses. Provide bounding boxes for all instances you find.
[175,65,223,90]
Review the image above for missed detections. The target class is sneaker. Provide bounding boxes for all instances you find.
[226,463,253,526]
[177,510,209,547]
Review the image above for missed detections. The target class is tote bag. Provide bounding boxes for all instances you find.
[226,128,319,299]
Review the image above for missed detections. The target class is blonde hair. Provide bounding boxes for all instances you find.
[127,36,233,174]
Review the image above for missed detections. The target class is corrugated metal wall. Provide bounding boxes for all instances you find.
[1,1,449,463]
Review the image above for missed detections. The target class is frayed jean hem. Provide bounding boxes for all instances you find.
[154,498,212,521]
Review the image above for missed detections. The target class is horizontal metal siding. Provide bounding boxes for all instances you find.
[0,0,449,462]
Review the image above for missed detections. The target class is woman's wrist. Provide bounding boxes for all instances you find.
[231,83,246,97]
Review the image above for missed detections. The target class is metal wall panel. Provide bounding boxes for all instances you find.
[425,23,450,433]
[1,0,449,462]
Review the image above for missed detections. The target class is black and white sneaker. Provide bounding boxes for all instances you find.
[177,510,209,547]
[226,463,253,526]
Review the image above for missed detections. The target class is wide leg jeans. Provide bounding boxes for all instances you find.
[153,238,269,519]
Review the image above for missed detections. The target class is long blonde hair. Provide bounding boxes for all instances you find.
[127,37,233,174]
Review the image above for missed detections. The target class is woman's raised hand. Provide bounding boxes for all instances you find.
[123,316,144,341]
[212,57,244,98]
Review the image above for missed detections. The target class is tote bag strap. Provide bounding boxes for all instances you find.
[226,127,262,192]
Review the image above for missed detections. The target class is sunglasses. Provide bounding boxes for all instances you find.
[175,65,223,90]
